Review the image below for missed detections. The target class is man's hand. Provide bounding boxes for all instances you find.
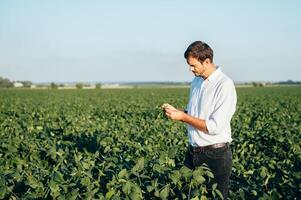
[161,103,208,133]
[161,103,177,111]
[161,103,185,121]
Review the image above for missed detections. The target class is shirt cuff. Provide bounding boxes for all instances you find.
[205,119,217,135]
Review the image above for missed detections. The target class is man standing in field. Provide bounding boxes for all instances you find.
[162,41,237,199]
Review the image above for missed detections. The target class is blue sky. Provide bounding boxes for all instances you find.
[0,0,300,83]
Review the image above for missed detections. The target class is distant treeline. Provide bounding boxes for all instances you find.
[0,77,32,88]
[122,82,190,86]
[1,76,300,88]
[277,80,301,85]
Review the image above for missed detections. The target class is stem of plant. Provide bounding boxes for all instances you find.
[7,186,20,200]
[188,177,192,200]
[138,174,142,186]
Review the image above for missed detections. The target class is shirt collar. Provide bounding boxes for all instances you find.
[207,66,221,83]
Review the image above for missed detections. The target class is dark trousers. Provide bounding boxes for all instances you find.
[184,144,232,199]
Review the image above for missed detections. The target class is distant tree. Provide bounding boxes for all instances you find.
[0,77,13,88]
[20,81,32,88]
[76,83,84,89]
[50,82,58,89]
[36,84,47,88]
[95,83,102,89]
[252,82,264,87]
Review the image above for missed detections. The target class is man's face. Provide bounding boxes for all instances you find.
[186,57,206,77]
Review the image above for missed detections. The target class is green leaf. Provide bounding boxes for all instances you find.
[193,169,206,184]
[27,176,41,189]
[205,170,214,179]
[200,195,207,200]
[260,167,267,178]
[0,186,6,199]
[12,172,21,182]
[131,157,144,173]
[129,184,142,200]
[66,189,79,200]
[82,162,91,170]
[215,189,224,200]
[154,189,160,197]
[170,170,181,184]
[105,189,115,199]
[81,177,91,186]
[159,185,170,200]
[118,169,128,179]
[251,190,257,196]
[0,179,5,188]
[53,171,64,183]
[139,174,151,179]
[122,181,131,195]
[180,166,192,179]
[49,180,60,198]
[146,185,154,192]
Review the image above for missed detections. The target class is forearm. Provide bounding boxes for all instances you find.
[181,113,208,133]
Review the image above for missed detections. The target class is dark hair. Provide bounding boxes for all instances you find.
[184,41,213,63]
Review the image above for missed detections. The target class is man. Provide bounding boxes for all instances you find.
[162,41,237,199]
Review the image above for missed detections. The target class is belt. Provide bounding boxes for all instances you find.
[189,142,228,153]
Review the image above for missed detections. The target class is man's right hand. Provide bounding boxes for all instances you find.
[161,103,177,111]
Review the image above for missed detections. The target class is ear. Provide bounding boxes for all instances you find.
[204,58,211,64]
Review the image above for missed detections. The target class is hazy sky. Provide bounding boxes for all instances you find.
[0,0,300,83]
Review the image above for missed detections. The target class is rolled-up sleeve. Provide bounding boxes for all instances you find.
[205,81,237,135]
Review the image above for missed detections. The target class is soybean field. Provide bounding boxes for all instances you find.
[0,86,300,199]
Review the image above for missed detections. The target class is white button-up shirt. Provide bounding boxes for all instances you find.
[186,67,237,147]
